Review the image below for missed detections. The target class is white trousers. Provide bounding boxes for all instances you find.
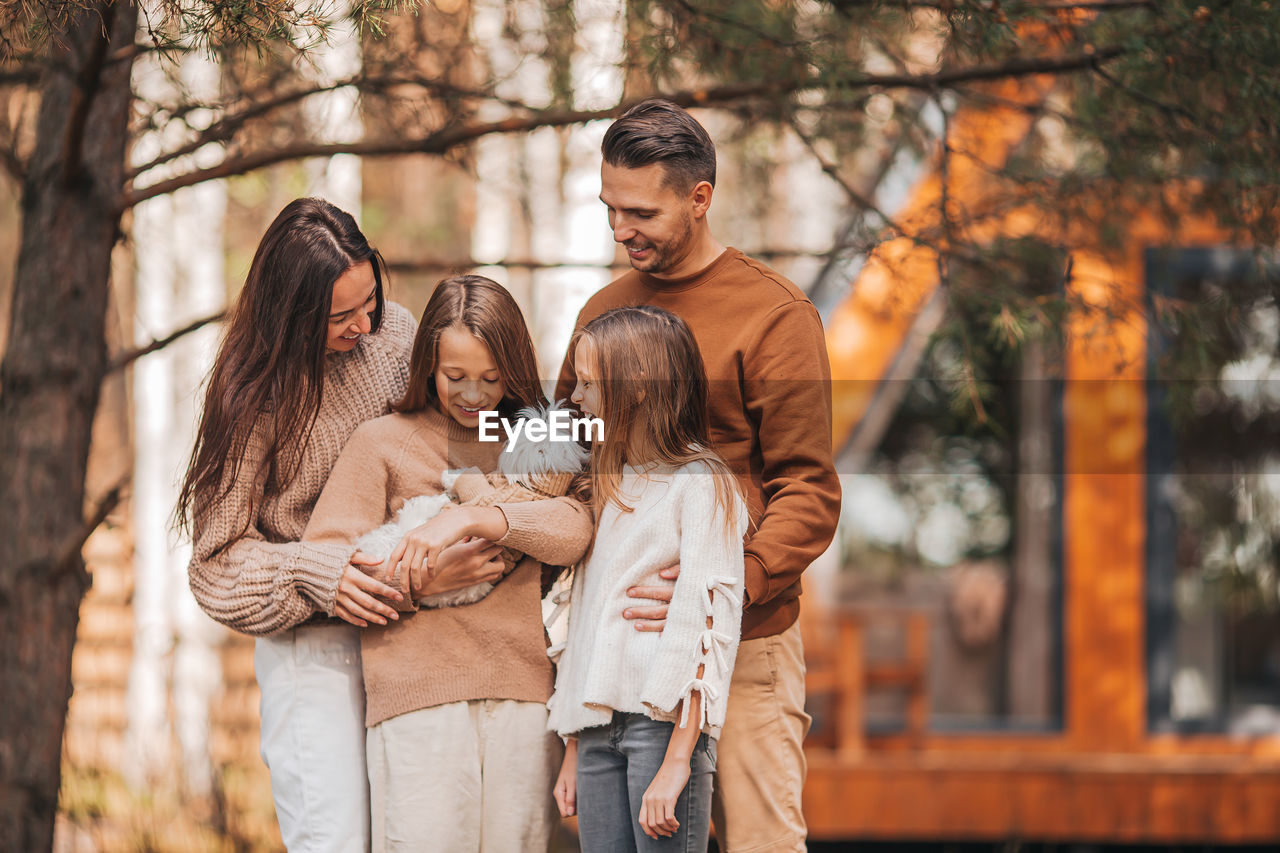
[255,622,370,853]
[366,699,561,853]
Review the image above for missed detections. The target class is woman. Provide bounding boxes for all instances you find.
[179,199,506,851]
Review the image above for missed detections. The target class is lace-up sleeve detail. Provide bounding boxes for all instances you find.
[640,469,749,733]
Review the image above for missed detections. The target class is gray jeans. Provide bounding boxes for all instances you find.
[576,712,717,852]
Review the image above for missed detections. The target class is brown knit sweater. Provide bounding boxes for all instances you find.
[303,408,593,727]
[187,302,417,637]
[554,249,842,640]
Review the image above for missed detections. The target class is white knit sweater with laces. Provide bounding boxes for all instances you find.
[548,461,748,739]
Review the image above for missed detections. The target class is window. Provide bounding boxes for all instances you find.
[1146,248,1280,734]
[827,284,1065,733]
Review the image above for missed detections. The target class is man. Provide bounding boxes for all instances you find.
[554,99,841,852]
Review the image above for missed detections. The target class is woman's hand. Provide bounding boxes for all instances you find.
[333,553,403,628]
[413,537,506,598]
[389,506,508,580]
[639,756,689,839]
[554,738,578,818]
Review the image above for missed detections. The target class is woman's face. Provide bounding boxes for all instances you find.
[435,324,506,427]
[326,261,377,352]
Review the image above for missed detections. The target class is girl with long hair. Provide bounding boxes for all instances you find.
[303,275,593,852]
[549,305,749,852]
[180,200,505,851]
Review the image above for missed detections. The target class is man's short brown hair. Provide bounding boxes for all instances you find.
[601,99,717,192]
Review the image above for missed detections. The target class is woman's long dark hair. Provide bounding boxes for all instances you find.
[177,197,386,532]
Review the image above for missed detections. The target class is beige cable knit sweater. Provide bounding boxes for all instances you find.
[303,408,594,727]
[186,302,416,637]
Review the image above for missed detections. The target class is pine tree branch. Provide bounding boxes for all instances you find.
[828,0,1154,10]
[34,474,129,587]
[1038,1,1154,8]
[787,117,907,235]
[128,75,527,179]
[386,248,835,275]
[119,81,779,208]
[120,46,1131,210]
[668,0,803,49]
[0,67,42,85]
[1092,65,1199,123]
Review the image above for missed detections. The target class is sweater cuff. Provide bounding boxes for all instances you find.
[494,502,547,555]
[744,553,769,606]
[289,542,357,615]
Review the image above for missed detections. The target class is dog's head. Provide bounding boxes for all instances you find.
[499,399,589,490]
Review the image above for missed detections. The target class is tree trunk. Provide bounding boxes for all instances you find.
[0,2,138,849]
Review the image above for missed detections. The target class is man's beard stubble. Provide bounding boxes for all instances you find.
[628,212,695,275]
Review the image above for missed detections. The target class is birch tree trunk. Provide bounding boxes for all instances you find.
[126,32,229,791]
[470,0,624,379]
[301,0,364,215]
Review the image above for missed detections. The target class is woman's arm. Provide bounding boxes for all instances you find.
[304,421,408,622]
[188,420,358,637]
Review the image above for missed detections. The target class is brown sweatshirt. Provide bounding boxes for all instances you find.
[187,302,416,637]
[303,408,594,727]
[554,248,841,639]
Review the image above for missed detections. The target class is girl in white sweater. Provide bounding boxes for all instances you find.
[550,305,749,851]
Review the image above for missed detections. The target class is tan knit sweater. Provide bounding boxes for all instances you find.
[303,408,594,727]
[187,302,416,637]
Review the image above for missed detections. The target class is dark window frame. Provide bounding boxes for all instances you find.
[1144,246,1280,735]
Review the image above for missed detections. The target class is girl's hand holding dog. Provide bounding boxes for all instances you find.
[389,506,509,580]
[554,738,578,818]
[415,538,506,598]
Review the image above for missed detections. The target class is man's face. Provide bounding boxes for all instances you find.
[600,162,697,275]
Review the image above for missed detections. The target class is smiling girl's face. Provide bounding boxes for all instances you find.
[435,323,506,428]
